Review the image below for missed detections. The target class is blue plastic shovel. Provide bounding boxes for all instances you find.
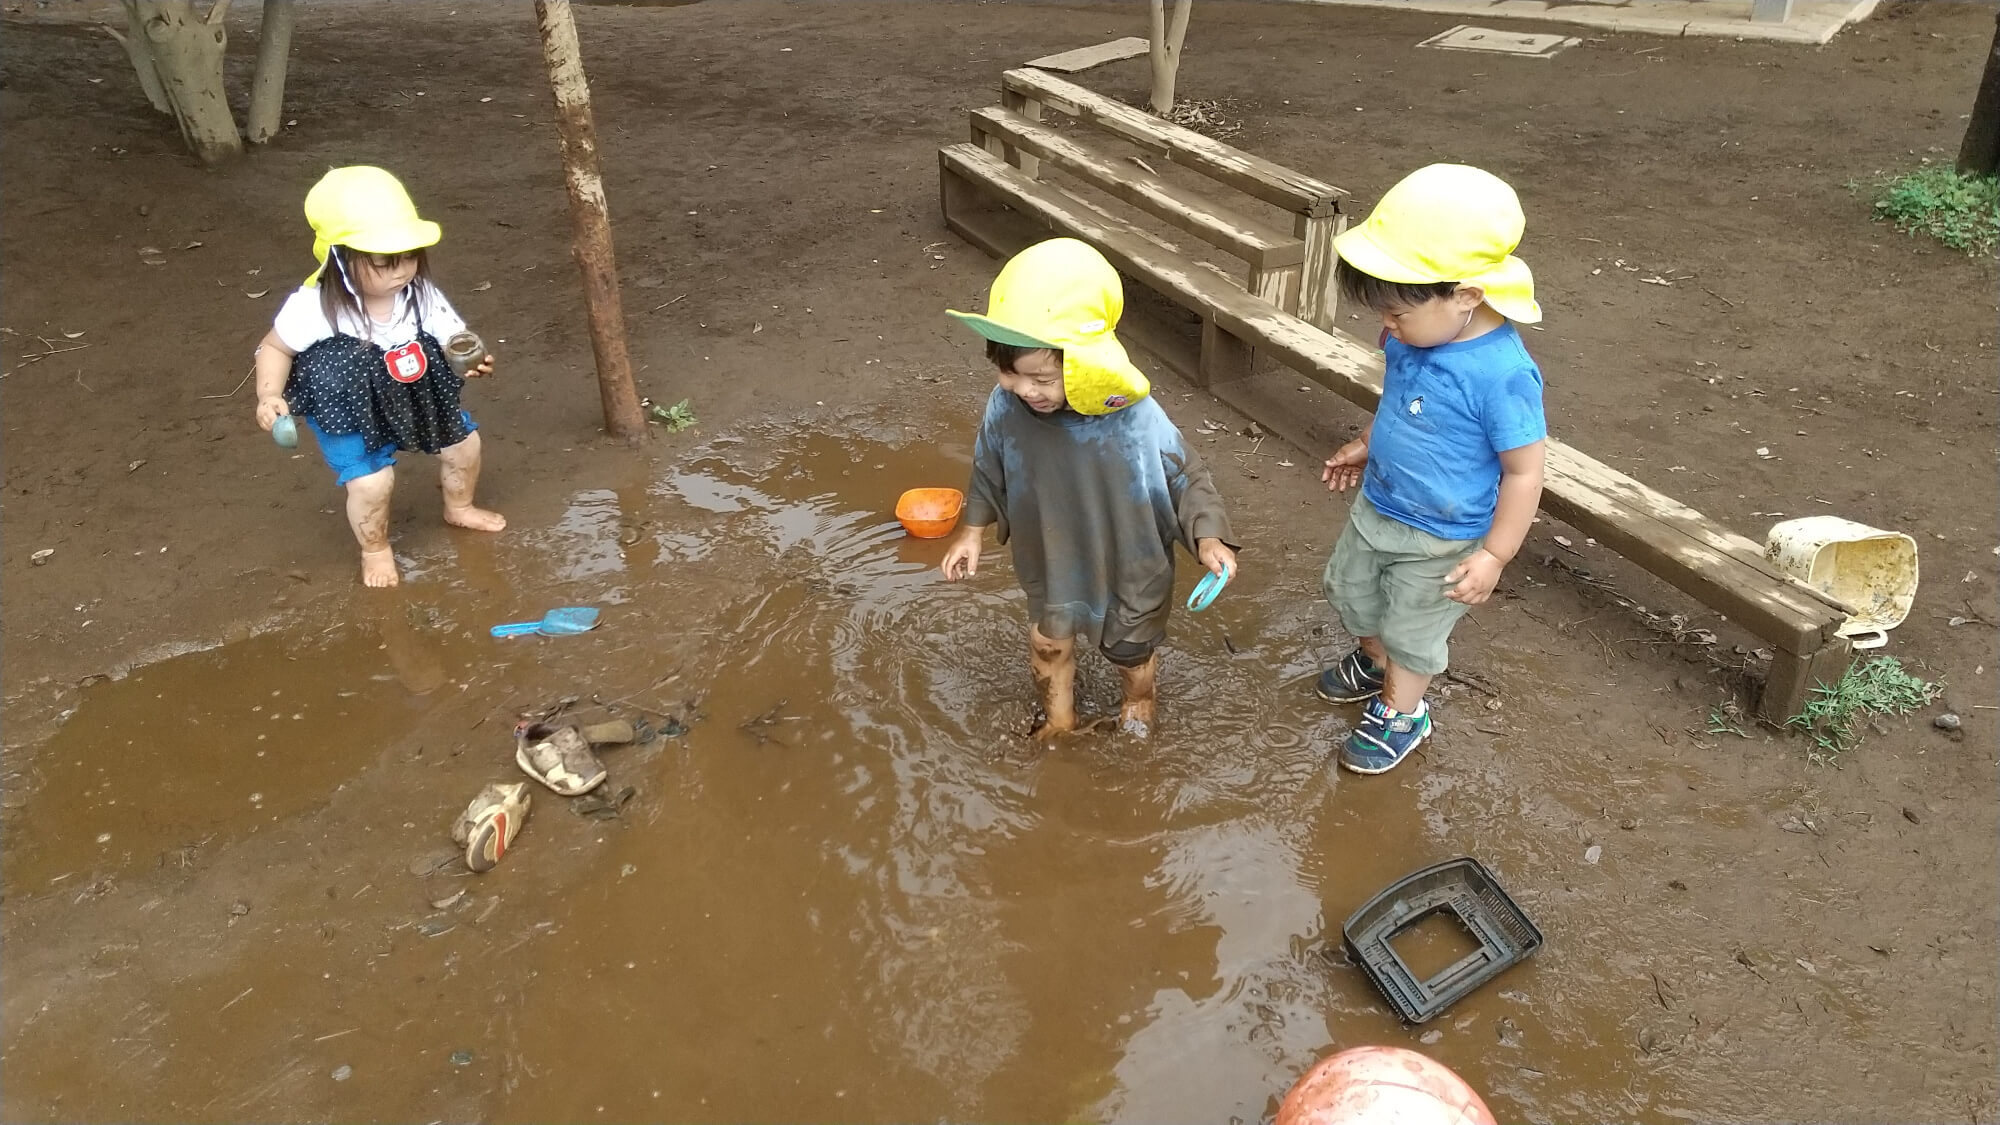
[1187,569,1231,612]
[490,606,600,638]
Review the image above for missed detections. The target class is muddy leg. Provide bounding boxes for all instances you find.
[345,466,399,588]
[1028,625,1077,739]
[1116,652,1159,738]
[438,431,506,532]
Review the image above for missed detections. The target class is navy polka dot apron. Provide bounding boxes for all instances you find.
[285,326,469,456]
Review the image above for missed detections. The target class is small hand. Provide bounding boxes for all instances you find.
[1322,438,1367,492]
[941,525,982,581]
[1196,537,1236,580]
[1444,549,1505,605]
[256,395,290,431]
[468,354,496,378]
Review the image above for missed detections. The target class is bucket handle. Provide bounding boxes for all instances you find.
[1848,629,1889,651]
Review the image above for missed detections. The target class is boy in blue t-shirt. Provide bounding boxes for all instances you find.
[1315,164,1548,775]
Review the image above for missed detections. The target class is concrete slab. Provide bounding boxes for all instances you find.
[1285,0,1881,45]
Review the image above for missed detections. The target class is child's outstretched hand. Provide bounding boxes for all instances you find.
[1196,537,1236,580]
[1444,548,1505,605]
[940,523,983,582]
[1322,438,1368,492]
[255,395,290,431]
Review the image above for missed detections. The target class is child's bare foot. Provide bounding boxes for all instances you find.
[360,547,400,588]
[1116,699,1155,739]
[1028,712,1077,741]
[444,505,506,532]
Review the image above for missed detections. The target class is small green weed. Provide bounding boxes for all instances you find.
[646,397,697,432]
[1862,165,2000,256]
[1786,656,1941,763]
[1705,708,1749,739]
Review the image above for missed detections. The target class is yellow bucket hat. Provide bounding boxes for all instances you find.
[946,238,1150,415]
[1333,163,1541,324]
[302,166,442,287]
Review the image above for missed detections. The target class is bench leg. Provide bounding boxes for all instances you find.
[998,90,1043,179]
[1760,636,1852,724]
[1247,263,1300,311]
[1199,318,1254,387]
[1295,209,1347,332]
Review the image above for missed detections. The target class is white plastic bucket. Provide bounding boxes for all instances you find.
[1764,517,1919,650]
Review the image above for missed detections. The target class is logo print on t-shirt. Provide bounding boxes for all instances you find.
[384,341,428,384]
[1407,396,1424,415]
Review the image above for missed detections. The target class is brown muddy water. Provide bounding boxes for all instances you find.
[4,412,1685,1123]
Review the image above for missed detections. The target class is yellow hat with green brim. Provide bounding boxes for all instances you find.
[1334,163,1541,324]
[946,238,1150,415]
[303,166,442,287]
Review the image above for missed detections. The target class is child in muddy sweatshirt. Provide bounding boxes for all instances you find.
[940,238,1238,738]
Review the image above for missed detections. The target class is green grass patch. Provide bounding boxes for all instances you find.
[1863,165,2000,256]
[1787,655,1941,764]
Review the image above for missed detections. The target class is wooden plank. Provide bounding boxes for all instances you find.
[1763,636,1853,722]
[1200,318,1254,386]
[970,106,1302,269]
[1001,68,1345,216]
[1027,36,1151,73]
[998,89,1042,179]
[1295,210,1345,331]
[939,142,1842,655]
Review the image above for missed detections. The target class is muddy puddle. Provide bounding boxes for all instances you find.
[4,412,1681,1123]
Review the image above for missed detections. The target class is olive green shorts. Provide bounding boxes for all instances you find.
[1322,492,1483,677]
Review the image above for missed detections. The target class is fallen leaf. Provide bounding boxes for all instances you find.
[472,281,492,291]
[31,548,53,565]
[61,331,84,339]
[244,288,270,299]
[126,460,146,473]
[1584,844,1602,864]
[1795,958,1816,975]
[177,241,203,251]
[1554,535,1574,548]
[479,96,493,103]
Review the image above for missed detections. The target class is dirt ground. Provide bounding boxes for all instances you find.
[3,1,1997,1122]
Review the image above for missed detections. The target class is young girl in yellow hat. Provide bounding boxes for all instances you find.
[1315,164,1548,775]
[250,166,502,587]
[941,238,1238,738]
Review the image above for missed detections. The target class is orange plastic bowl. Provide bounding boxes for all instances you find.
[896,487,965,539]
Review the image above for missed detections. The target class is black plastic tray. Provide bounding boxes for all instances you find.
[1341,856,1543,1024]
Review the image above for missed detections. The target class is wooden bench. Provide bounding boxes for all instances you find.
[939,108,1854,720]
[974,67,1350,329]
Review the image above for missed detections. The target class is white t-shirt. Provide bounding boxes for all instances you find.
[272,283,466,353]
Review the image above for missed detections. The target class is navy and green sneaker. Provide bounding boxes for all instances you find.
[1315,649,1385,704]
[1340,697,1431,775]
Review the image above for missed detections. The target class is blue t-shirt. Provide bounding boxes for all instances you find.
[1362,322,1546,540]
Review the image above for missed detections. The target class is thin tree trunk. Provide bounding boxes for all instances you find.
[1958,8,2000,177]
[134,0,242,164]
[533,0,648,444]
[245,0,295,144]
[1148,0,1194,114]
[103,1,172,114]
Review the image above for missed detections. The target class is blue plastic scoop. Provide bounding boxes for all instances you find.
[1187,568,1231,612]
[490,606,600,638]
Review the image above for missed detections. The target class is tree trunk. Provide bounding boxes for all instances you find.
[533,0,648,444]
[1958,8,2000,177]
[103,2,172,114]
[245,0,295,144]
[1148,0,1194,115]
[125,0,242,164]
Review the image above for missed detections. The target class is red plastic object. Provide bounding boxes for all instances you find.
[895,487,965,539]
[1276,1046,1497,1125]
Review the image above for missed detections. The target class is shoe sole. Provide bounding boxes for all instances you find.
[1339,727,1430,775]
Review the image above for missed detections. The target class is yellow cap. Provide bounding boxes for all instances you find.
[946,238,1150,415]
[302,166,441,287]
[1333,164,1540,324]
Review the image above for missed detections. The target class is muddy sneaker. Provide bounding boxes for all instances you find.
[1315,649,1386,704]
[451,781,531,873]
[1340,698,1431,775]
[515,724,608,797]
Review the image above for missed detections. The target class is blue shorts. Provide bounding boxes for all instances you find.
[305,411,478,486]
